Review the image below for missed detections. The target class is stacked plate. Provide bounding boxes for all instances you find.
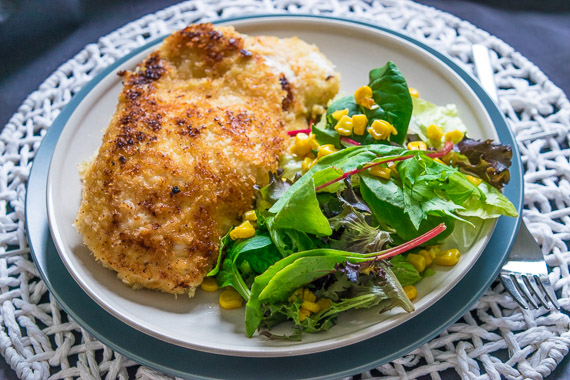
[26,15,522,379]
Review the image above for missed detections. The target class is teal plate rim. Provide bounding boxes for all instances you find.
[25,14,523,380]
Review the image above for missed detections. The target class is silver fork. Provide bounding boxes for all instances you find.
[472,44,560,310]
[499,222,560,310]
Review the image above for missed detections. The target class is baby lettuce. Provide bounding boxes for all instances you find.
[454,137,513,189]
[257,261,413,338]
[244,225,443,337]
[211,61,519,339]
[409,97,468,142]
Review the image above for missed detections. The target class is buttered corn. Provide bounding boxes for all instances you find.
[354,85,377,109]
[435,248,460,266]
[352,114,368,135]
[407,253,426,273]
[418,248,436,267]
[332,108,349,120]
[317,144,338,158]
[407,141,427,151]
[303,288,317,302]
[466,175,483,186]
[334,115,353,136]
[302,156,318,172]
[368,119,398,140]
[289,133,312,157]
[404,285,417,300]
[243,210,257,221]
[301,301,320,313]
[289,288,332,321]
[200,277,219,292]
[427,124,443,142]
[299,308,311,321]
[229,220,255,240]
[219,287,243,309]
[369,165,391,179]
[445,130,464,144]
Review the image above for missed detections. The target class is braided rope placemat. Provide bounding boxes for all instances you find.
[2,1,570,379]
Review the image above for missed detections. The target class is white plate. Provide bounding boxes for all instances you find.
[46,16,498,357]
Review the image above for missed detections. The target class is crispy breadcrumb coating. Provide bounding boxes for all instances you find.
[75,23,339,295]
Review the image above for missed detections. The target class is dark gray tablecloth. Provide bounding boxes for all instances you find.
[0,1,568,379]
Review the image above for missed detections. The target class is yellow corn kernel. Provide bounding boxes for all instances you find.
[302,288,317,302]
[418,249,434,267]
[308,133,320,150]
[409,88,420,98]
[354,85,377,109]
[301,301,320,313]
[219,288,243,309]
[428,245,441,257]
[229,220,255,240]
[243,210,257,221]
[334,115,353,136]
[407,253,426,273]
[404,285,417,300]
[445,130,464,144]
[466,175,483,186]
[435,248,461,266]
[299,308,311,321]
[289,132,312,157]
[200,277,219,292]
[302,156,318,172]
[352,114,368,135]
[434,158,446,165]
[316,298,331,311]
[407,141,428,151]
[427,124,444,142]
[332,108,349,120]
[317,144,338,159]
[288,288,303,302]
[369,165,391,180]
[368,119,398,140]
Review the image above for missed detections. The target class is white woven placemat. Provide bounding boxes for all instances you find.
[1,1,570,379]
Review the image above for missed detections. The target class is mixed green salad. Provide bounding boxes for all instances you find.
[206,61,518,340]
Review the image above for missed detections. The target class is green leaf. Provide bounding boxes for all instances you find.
[389,254,422,287]
[329,205,391,253]
[207,229,233,276]
[232,233,282,274]
[458,181,518,218]
[266,217,319,256]
[269,144,407,217]
[360,174,454,243]
[409,97,467,145]
[455,137,513,189]
[312,113,340,148]
[271,177,332,236]
[256,261,413,338]
[258,255,345,303]
[365,61,413,145]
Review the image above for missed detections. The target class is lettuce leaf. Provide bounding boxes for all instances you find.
[409,97,467,145]
[454,137,513,189]
[389,254,422,287]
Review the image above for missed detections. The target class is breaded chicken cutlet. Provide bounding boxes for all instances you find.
[74,23,340,296]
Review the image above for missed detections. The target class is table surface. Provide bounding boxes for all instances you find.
[0,0,569,379]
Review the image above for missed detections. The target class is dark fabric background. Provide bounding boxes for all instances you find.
[0,1,568,379]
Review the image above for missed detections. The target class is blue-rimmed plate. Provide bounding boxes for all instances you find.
[27,15,522,379]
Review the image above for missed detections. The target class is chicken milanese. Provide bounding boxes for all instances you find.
[74,23,340,296]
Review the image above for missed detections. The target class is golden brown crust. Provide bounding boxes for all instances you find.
[75,23,340,295]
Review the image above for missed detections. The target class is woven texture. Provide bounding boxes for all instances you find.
[2,0,570,379]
